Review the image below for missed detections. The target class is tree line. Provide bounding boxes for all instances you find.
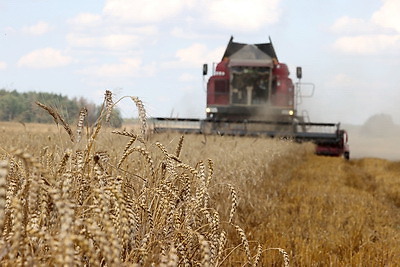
[0,89,123,127]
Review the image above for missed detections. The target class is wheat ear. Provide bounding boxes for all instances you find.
[266,248,290,267]
[227,184,237,224]
[198,233,211,267]
[104,90,113,123]
[35,101,59,124]
[253,243,262,266]
[35,101,74,142]
[234,224,252,265]
[76,107,88,143]
[175,135,184,158]
[57,112,74,142]
[112,130,146,147]
[0,160,8,232]
[131,96,147,138]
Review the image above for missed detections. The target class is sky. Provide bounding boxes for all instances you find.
[1,0,400,125]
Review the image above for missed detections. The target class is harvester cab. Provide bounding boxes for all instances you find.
[203,36,297,123]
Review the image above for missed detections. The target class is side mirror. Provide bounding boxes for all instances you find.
[202,64,208,76]
[296,66,302,79]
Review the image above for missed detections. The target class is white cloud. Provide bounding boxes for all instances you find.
[171,27,203,40]
[331,0,400,55]
[176,44,209,66]
[66,10,158,51]
[66,0,281,57]
[372,0,400,33]
[103,0,188,23]
[78,57,155,78]
[102,0,281,31]
[130,26,159,36]
[170,27,222,40]
[66,33,95,47]
[67,12,156,50]
[3,26,16,35]
[204,0,281,31]
[0,61,6,70]
[326,73,385,93]
[68,13,102,28]
[18,48,73,69]
[67,33,140,50]
[178,85,196,92]
[103,34,140,50]
[165,43,225,68]
[330,16,380,35]
[333,34,400,55]
[178,73,197,82]
[327,73,363,88]
[22,21,53,36]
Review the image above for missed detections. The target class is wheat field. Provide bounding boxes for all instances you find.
[0,93,399,266]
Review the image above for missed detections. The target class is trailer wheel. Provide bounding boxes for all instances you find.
[344,151,350,160]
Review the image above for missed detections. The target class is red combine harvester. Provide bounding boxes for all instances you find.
[153,37,350,159]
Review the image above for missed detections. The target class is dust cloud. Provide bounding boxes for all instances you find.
[344,114,400,160]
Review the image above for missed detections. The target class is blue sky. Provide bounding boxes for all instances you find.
[1,0,400,124]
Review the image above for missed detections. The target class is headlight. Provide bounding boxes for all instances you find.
[206,107,218,113]
[281,109,295,116]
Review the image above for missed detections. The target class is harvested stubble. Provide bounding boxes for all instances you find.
[0,91,290,266]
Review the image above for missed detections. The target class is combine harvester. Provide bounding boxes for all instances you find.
[153,37,350,159]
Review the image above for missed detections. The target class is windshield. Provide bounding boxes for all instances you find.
[230,66,270,105]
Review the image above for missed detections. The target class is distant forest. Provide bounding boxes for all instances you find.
[0,89,123,127]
